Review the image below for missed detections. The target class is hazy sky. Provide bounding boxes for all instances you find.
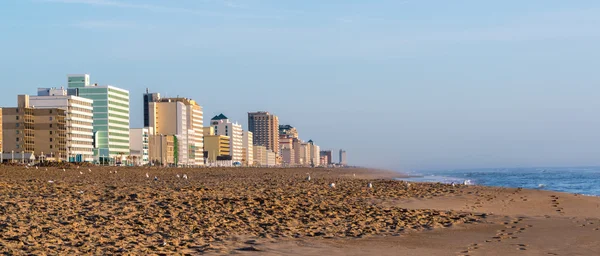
[1,0,600,171]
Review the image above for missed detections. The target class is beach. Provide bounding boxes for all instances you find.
[0,166,599,255]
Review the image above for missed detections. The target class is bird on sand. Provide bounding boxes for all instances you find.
[146,173,150,178]
[183,174,188,180]
[368,182,373,189]
[306,173,311,181]
[329,183,336,188]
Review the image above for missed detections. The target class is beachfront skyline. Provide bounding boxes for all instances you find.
[1,0,600,170]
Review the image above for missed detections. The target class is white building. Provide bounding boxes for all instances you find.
[243,131,253,166]
[211,114,243,164]
[29,87,94,162]
[130,127,150,166]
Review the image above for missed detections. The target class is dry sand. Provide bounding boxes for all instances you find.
[0,166,599,255]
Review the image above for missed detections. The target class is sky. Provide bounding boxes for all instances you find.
[1,0,600,171]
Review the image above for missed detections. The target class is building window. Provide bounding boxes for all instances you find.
[16,138,19,142]
[49,131,53,135]
[49,117,53,121]
[50,145,53,149]
[50,138,53,142]
[16,116,19,120]
[50,124,53,128]
[16,123,19,128]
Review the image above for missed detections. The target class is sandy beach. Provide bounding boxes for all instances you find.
[0,166,599,255]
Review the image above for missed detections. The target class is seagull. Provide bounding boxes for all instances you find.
[146,173,150,178]
[63,168,66,172]
[109,170,113,174]
[48,180,54,183]
[329,183,336,188]
[353,173,356,177]
[45,168,48,171]
[88,169,91,172]
[154,176,158,181]
[176,174,180,178]
[368,182,373,189]
[35,166,38,170]
[77,166,80,169]
[306,173,311,181]
[79,171,83,175]
[183,174,188,180]
[114,170,117,174]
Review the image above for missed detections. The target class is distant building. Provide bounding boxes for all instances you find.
[147,95,204,166]
[320,150,333,166]
[243,131,253,166]
[204,134,231,165]
[29,87,94,162]
[67,74,130,163]
[248,111,279,155]
[148,134,175,166]
[143,89,160,127]
[266,150,276,167]
[253,145,267,166]
[279,124,298,139]
[298,142,311,166]
[211,114,243,164]
[2,95,67,161]
[307,140,320,166]
[339,149,347,166]
[130,128,150,166]
[320,155,328,166]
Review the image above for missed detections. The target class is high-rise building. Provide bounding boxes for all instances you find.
[339,149,347,166]
[279,124,298,139]
[130,128,150,166]
[143,89,160,127]
[67,74,130,163]
[307,140,320,166]
[248,111,279,155]
[210,114,243,164]
[243,131,253,166]
[147,95,204,166]
[29,87,94,162]
[2,95,67,161]
[320,150,333,166]
[298,142,310,166]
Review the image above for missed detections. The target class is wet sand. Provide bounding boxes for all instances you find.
[0,166,599,255]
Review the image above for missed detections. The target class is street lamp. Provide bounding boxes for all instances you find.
[21,151,24,164]
[11,150,14,163]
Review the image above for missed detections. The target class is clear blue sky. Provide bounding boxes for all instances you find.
[1,0,600,171]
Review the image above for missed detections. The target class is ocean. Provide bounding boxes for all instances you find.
[398,167,600,196]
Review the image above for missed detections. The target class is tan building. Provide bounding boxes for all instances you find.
[148,134,175,166]
[248,111,279,156]
[253,145,267,166]
[2,95,67,161]
[148,95,204,166]
[204,135,231,164]
[243,131,253,166]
